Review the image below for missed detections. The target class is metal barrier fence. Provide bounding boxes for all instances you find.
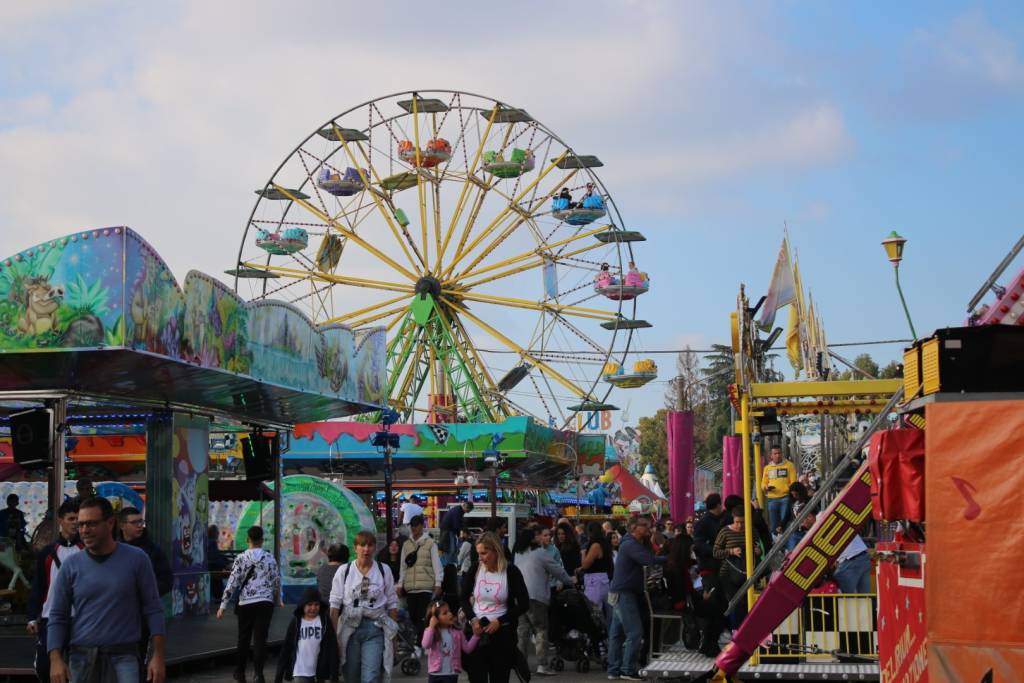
[755,593,878,664]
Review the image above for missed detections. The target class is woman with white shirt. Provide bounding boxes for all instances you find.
[459,532,529,683]
[329,530,399,683]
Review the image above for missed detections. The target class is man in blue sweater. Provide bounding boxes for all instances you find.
[606,517,666,681]
[47,496,166,683]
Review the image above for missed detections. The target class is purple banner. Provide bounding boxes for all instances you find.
[666,411,694,521]
[722,435,743,501]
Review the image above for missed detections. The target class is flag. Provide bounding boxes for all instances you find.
[786,302,802,375]
[757,238,796,331]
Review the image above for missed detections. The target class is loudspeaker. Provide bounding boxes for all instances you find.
[10,408,54,468]
[241,432,278,481]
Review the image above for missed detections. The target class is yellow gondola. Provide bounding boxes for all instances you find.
[604,358,658,388]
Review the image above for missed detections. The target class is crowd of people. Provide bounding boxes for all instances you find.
[2,453,875,683]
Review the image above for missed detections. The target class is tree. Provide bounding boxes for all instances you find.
[836,353,880,380]
[665,347,707,411]
[699,344,735,467]
[879,360,902,379]
[638,409,669,490]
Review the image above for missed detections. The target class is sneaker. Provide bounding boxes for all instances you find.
[620,675,644,681]
[607,677,619,681]
[536,665,557,676]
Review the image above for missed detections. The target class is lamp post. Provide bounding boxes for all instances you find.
[372,408,401,544]
[881,231,917,340]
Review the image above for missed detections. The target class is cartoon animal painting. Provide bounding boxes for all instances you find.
[17,276,63,335]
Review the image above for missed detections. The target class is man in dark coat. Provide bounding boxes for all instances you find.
[118,507,173,596]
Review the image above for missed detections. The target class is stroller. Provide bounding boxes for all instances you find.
[547,588,607,673]
[392,608,422,676]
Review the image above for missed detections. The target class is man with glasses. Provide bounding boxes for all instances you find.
[27,500,81,683]
[118,507,172,597]
[47,496,166,683]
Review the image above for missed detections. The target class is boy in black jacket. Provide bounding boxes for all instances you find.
[274,588,339,683]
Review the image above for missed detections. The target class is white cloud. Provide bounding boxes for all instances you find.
[0,0,852,309]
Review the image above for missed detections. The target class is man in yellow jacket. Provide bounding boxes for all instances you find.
[761,446,797,534]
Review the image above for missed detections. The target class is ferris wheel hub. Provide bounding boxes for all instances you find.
[414,275,442,301]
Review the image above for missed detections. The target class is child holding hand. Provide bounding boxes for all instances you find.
[421,600,480,683]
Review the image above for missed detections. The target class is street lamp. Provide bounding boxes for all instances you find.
[372,408,401,544]
[881,231,917,340]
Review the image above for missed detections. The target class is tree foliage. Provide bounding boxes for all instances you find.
[638,408,670,488]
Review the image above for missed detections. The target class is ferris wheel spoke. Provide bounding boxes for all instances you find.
[409,97,431,268]
[551,313,609,355]
[320,292,410,325]
[269,184,418,281]
[343,302,411,330]
[457,239,609,293]
[450,302,587,400]
[451,223,611,286]
[447,290,617,322]
[329,125,426,274]
[442,151,570,280]
[449,166,577,281]
[240,261,415,297]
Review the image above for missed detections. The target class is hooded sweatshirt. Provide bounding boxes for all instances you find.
[275,588,339,683]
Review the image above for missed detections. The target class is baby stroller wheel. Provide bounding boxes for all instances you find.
[575,659,591,673]
[400,658,421,676]
[551,657,564,672]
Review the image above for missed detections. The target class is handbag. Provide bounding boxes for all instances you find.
[231,562,257,614]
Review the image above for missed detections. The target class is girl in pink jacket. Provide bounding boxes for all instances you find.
[421,600,481,682]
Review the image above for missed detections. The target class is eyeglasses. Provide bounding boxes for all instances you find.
[76,520,108,530]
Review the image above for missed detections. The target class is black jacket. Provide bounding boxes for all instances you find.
[275,589,340,683]
[129,535,173,596]
[439,506,465,533]
[693,511,728,573]
[27,537,82,622]
[459,560,529,628]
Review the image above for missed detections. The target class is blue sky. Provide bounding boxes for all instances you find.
[2,1,1023,426]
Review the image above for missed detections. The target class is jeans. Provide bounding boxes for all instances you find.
[834,552,871,594]
[345,616,385,683]
[606,591,644,676]
[441,532,459,566]
[235,600,274,678]
[517,599,550,667]
[767,497,791,533]
[68,649,139,683]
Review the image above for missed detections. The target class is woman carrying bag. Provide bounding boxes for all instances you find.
[459,532,530,683]
[328,530,399,683]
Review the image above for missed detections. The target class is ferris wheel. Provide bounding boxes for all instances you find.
[229,90,654,428]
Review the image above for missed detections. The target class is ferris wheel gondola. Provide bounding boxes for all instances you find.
[230,90,650,428]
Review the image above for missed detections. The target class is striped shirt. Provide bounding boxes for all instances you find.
[712,526,757,577]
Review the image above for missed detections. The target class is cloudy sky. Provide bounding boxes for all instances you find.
[3,1,1023,424]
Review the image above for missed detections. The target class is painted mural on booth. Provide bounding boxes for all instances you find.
[0,228,386,408]
[170,419,210,616]
[233,475,375,602]
[0,228,129,350]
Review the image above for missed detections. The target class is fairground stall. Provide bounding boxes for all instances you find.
[0,227,384,672]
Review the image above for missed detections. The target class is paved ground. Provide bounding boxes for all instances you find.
[170,653,613,682]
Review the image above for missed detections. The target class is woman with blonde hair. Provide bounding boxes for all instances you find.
[459,532,529,683]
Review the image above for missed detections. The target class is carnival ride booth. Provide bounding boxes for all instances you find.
[595,262,650,301]
[602,358,658,388]
[316,166,367,196]
[281,417,595,531]
[255,226,309,255]
[398,138,452,168]
[552,190,607,226]
[0,227,384,642]
[482,147,536,178]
